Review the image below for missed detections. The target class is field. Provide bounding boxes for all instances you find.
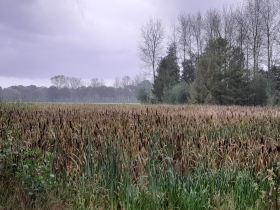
[1,102,280,209]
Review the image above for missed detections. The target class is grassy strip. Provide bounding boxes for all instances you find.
[0,166,271,210]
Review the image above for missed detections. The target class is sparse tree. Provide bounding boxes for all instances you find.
[121,76,132,87]
[90,78,101,87]
[168,21,180,58]
[222,5,236,46]
[100,79,106,87]
[245,0,264,76]
[260,0,280,71]
[139,18,165,81]
[191,11,204,61]
[69,77,83,89]
[50,75,69,89]
[204,8,222,41]
[113,77,122,88]
[132,74,146,86]
[234,4,250,69]
[178,13,192,65]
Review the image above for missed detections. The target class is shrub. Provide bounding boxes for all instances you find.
[137,88,151,103]
[0,116,57,196]
[162,82,191,104]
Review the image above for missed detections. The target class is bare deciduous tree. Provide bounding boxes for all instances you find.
[246,0,264,76]
[90,78,101,87]
[50,75,68,89]
[100,79,105,87]
[260,0,280,70]
[191,11,204,61]
[139,18,165,81]
[69,77,84,89]
[113,77,121,88]
[204,8,222,41]
[122,76,132,87]
[168,20,180,58]
[222,5,236,46]
[178,13,193,65]
[234,5,247,54]
[132,74,146,86]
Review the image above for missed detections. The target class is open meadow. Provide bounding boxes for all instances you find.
[1,102,280,209]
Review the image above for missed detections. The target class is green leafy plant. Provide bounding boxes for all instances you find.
[137,88,151,104]
[0,115,19,177]
[15,148,57,196]
[1,115,57,196]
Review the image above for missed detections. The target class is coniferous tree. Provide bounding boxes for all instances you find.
[181,59,195,84]
[221,47,251,105]
[191,37,250,105]
[190,38,226,104]
[266,66,280,105]
[152,42,180,102]
[248,70,268,106]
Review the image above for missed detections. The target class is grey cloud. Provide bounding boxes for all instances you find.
[0,0,242,87]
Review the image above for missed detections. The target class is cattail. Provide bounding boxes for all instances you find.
[260,136,264,144]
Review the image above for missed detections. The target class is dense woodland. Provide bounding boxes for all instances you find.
[0,76,152,103]
[139,0,280,106]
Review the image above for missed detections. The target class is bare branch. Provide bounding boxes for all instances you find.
[138,18,165,81]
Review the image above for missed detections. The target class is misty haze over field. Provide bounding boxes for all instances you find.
[0,0,242,88]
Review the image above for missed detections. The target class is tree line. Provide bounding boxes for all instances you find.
[0,75,152,103]
[138,0,280,106]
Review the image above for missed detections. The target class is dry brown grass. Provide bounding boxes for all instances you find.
[2,104,280,180]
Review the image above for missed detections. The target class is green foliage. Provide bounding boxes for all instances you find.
[162,82,191,104]
[266,66,280,106]
[221,47,251,105]
[204,92,216,105]
[190,38,253,105]
[15,148,57,196]
[0,116,57,197]
[137,88,151,104]
[152,42,180,102]
[190,38,227,104]
[248,72,268,106]
[1,87,21,100]
[181,59,195,84]
[0,116,19,177]
[47,86,61,102]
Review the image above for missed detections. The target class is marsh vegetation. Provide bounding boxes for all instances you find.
[1,102,280,209]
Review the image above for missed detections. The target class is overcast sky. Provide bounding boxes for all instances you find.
[0,0,243,88]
